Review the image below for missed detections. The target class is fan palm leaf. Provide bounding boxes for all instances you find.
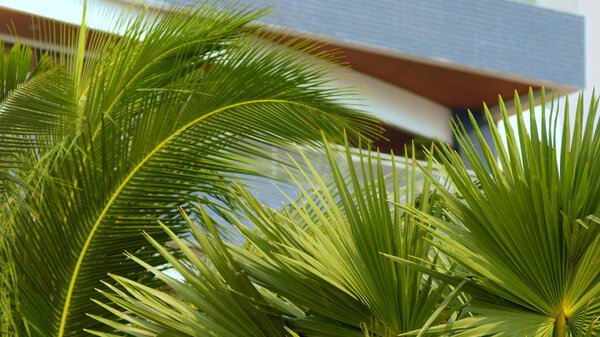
[0,2,377,336]
[92,139,465,336]
[227,141,465,336]
[394,89,600,336]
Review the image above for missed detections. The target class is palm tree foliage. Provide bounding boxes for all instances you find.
[0,40,36,333]
[92,139,466,336]
[394,89,600,336]
[229,143,466,336]
[88,211,301,337]
[0,2,377,336]
[94,88,600,337]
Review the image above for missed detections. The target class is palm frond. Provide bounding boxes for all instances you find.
[92,138,465,336]
[399,88,600,336]
[1,3,378,336]
[87,213,297,337]
[224,140,463,335]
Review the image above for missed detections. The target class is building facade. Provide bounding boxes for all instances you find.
[249,0,587,155]
[0,0,591,152]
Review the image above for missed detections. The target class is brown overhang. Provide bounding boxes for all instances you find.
[0,5,575,112]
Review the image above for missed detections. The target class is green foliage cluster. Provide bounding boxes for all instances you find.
[1,2,599,337]
[0,2,375,336]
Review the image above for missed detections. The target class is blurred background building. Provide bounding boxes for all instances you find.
[0,0,596,156]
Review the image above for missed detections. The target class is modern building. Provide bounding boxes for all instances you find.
[249,0,590,157]
[0,0,593,155]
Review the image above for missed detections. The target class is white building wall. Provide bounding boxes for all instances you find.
[499,1,597,155]
[580,1,600,94]
[334,71,453,143]
[559,1,598,142]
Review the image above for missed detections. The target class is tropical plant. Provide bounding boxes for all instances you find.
[393,89,600,336]
[92,139,467,336]
[0,2,377,336]
[89,209,302,337]
[92,88,600,337]
[0,39,36,334]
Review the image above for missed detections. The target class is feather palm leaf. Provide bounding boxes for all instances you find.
[0,2,377,336]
